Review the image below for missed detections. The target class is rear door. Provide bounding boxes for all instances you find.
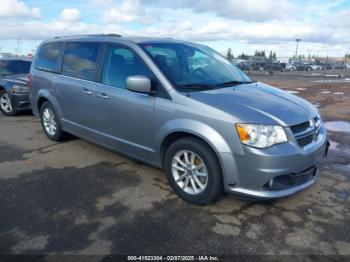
[56,42,101,131]
[92,44,156,161]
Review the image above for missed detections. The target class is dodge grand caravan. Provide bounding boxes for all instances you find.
[29,35,329,205]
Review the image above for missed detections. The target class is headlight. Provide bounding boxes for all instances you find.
[236,124,288,148]
[10,85,29,94]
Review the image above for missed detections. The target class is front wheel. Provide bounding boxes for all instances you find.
[0,90,17,116]
[40,101,66,141]
[164,137,223,205]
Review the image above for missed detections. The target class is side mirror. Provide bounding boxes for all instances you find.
[126,75,152,94]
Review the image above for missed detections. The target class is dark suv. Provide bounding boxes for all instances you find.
[0,59,31,116]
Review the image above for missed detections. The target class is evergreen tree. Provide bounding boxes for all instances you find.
[269,51,273,59]
[226,48,234,61]
[238,53,249,59]
[254,50,266,57]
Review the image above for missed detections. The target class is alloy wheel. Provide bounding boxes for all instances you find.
[172,150,208,195]
[0,93,13,113]
[42,107,57,136]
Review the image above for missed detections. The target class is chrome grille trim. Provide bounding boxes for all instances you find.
[290,118,321,148]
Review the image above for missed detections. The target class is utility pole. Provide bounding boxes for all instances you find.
[17,38,23,56]
[295,39,301,61]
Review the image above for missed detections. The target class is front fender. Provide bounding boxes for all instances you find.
[155,118,233,156]
[0,80,12,91]
[155,118,240,187]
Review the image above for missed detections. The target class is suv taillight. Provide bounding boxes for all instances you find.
[27,73,32,90]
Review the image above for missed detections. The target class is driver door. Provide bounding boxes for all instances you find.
[92,44,156,162]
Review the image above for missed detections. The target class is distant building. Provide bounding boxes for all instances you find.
[317,57,345,63]
[0,53,13,59]
[277,57,290,64]
[248,56,268,62]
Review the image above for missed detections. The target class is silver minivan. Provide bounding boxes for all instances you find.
[29,35,329,205]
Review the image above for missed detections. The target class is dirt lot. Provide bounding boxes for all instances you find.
[0,72,349,256]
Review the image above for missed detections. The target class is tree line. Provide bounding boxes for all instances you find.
[226,48,276,61]
[227,49,350,61]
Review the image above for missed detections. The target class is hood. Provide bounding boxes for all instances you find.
[0,74,28,85]
[188,82,317,126]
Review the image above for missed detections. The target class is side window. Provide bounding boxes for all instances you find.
[35,42,63,73]
[62,43,100,81]
[102,45,153,89]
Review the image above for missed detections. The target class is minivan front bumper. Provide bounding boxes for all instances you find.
[228,174,317,199]
[224,126,328,199]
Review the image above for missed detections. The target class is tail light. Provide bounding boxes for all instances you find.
[27,73,32,90]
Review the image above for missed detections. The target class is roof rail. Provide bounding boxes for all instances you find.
[52,34,122,39]
[106,34,122,37]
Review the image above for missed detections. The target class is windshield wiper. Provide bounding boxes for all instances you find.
[177,83,217,91]
[216,80,254,87]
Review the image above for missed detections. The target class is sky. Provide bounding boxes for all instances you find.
[0,0,350,58]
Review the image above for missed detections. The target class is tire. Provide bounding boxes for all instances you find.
[0,89,18,116]
[164,137,223,205]
[40,101,65,141]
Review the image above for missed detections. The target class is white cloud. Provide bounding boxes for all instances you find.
[177,20,193,31]
[1,0,350,57]
[31,7,41,18]
[0,0,41,18]
[101,0,145,23]
[143,0,295,21]
[0,19,132,41]
[59,8,81,23]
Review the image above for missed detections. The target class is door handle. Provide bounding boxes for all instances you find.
[81,89,93,95]
[96,93,110,99]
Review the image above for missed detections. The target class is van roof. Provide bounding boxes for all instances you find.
[46,34,183,44]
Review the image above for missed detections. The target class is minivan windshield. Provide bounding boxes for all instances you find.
[140,42,252,91]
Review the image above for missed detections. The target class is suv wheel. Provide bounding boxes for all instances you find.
[40,101,65,141]
[164,137,223,205]
[0,90,17,116]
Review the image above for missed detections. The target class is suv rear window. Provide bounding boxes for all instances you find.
[0,60,31,76]
[62,43,100,81]
[35,42,63,73]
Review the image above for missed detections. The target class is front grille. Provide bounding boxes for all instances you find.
[290,121,310,134]
[297,133,315,147]
[290,119,319,148]
[264,166,316,191]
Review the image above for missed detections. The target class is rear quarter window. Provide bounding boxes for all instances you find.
[62,43,100,81]
[35,42,64,73]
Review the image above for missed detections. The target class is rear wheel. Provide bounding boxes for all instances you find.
[164,137,223,205]
[0,90,17,116]
[40,101,65,141]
